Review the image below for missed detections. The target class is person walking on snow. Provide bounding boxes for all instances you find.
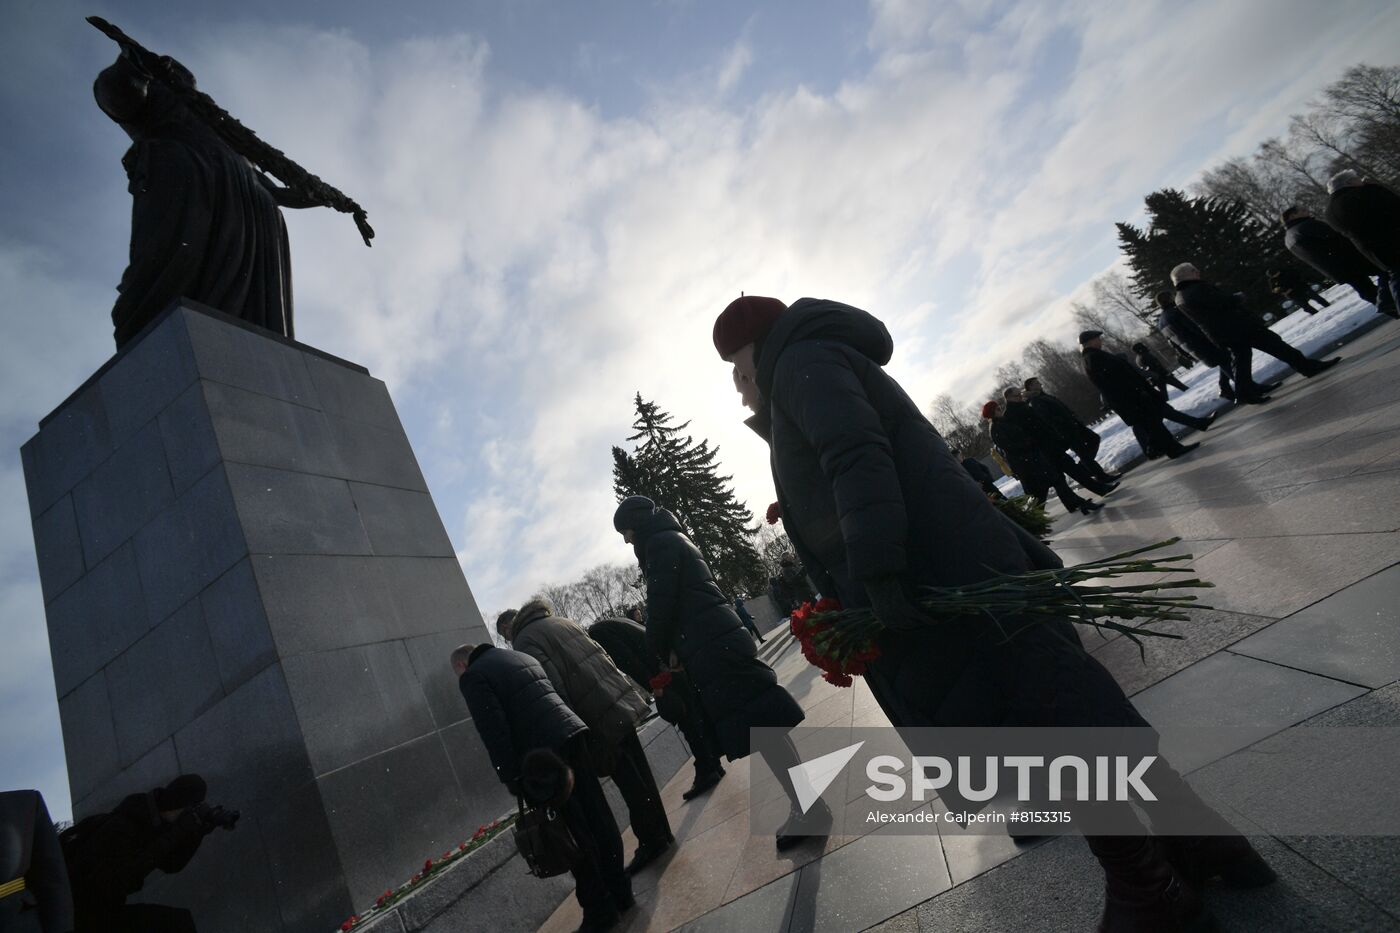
[1080,331,1205,460]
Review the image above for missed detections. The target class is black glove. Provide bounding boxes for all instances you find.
[864,575,927,631]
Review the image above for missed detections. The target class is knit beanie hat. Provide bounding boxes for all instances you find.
[713,296,788,359]
[153,774,207,811]
[613,496,656,532]
[980,400,999,420]
[1170,263,1201,285]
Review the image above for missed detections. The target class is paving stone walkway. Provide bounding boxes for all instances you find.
[541,317,1400,933]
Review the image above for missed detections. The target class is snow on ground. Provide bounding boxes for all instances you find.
[994,285,1391,495]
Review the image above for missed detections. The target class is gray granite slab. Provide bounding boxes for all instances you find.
[304,353,403,430]
[787,827,952,933]
[46,542,150,697]
[251,554,401,655]
[225,463,371,556]
[199,558,278,693]
[316,732,471,907]
[173,664,314,810]
[71,418,174,567]
[349,483,455,557]
[1090,606,1280,698]
[32,494,85,604]
[22,385,114,515]
[158,381,222,494]
[281,641,437,776]
[71,738,179,820]
[182,307,320,407]
[59,670,120,801]
[1130,652,1366,772]
[1187,532,1400,619]
[134,465,248,625]
[401,628,478,730]
[98,308,199,443]
[329,416,429,491]
[381,558,484,639]
[203,379,346,476]
[1230,564,1400,688]
[437,720,516,824]
[260,780,356,932]
[107,598,225,762]
[681,871,799,933]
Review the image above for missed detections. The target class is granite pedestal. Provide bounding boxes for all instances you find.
[22,302,505,932]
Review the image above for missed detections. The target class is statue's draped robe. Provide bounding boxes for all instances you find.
[108,81,293,348]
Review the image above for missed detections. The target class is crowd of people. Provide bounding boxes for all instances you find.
[969,168,1399,517]
[468,173,1400,929]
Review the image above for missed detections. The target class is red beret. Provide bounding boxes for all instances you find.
[713,296,788,359]
[980,401,999,420]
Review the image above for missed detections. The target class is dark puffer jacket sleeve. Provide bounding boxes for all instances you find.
[462,673,520,784]
[772,345,908,581]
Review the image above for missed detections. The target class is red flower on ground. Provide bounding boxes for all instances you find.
[460,840,470,849]
[766,501,782,524]
[423,858,434,872]
[340,917,358,931]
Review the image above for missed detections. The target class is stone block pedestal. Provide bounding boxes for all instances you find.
[23,302,506,932]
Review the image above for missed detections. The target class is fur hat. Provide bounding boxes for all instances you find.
[713,296,788,359]
[613,496,656,532]
[1170,263,1201,286]
[1328,169,1363,194]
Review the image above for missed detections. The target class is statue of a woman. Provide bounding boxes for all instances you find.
[94,53,328,348]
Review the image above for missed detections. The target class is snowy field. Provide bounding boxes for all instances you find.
[995,285,1392,496]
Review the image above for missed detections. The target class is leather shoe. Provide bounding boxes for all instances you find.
[1080,501,1103,515]
[625,837,673,875]
[1166,442,1201,459]
[682,769,724,801]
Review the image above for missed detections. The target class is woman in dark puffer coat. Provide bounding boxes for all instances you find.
[713,295,1275,933]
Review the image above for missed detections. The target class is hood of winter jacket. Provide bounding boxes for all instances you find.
[510,598,554,639]
[631,507,683,566]
[755,298,894,397]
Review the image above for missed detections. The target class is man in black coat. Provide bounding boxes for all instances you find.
[1156,291,1235,400]
[612,497,824,850]
[589,616,727,800]
[1282,205,1394,314]
[1080,332,1203,460]
[1267,266,1330,314]
[1172,263,1338,403]
[1132,342,1188,397]
[712,295,1275,932]
[1002,386,1117,491]
[454,643,632,931]
[1325,171,1400,312]
[1022,377,1109,465]
[0,790,72,933]
[986,400,1099,514]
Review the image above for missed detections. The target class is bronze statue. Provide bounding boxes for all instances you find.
[89,17,374,348]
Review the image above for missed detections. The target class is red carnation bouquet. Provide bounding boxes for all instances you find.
[649,671,673,695]
[789,539,1211,688]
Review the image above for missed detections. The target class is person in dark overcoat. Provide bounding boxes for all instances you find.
[1267,266,1330,314]
[611,498,823,850]
[985,399,1100,514]
[501,601,672,876]
[1002,386,1118,490]
[1172,263,1339,403]
[954,450,1006,500]
[1282,205,1391,312]
[1080,332,1204,460]
[712,295,1275,932]
[588,616,727,800]
[1156,291,1235,401]
[1132,342,1189,397]
[454,643,632,931]
[1021,377,1109,467]
[1325,171,1400,312]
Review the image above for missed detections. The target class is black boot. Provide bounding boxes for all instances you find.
[1081,501,1103,515]
[1298,356,1341,377]
[1166,443,1200,459]
[1090,837,1212,933]
[776,800,832,852]
[1161,835,1277,889]
[682,768,724,801]
[625,835,674,875]
[575,907,621,933]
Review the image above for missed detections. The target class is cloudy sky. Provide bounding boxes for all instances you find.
[3,0,1397,818]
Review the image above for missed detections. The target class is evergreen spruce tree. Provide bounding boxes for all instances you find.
[1118,188,1323,319]
[612,393,766,596]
